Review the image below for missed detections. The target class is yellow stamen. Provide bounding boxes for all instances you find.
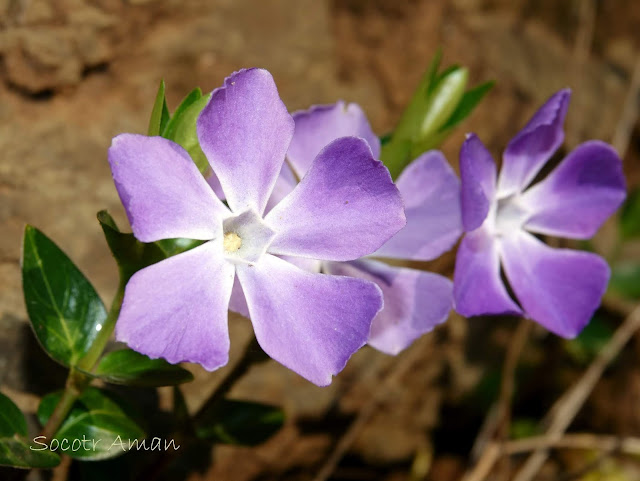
[223,232,242,253]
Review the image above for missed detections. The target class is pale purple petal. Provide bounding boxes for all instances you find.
[453,227,522,316]
[115,241,235,370]
[325,259,452,355]
[228,277,249,318]
[264,162,297,214]
[108,134,227,242]
[197,68,294,214]
[520,141,626,239]
[498,89,570,196]
[266,137,405,261]
[205,169,226,200]
[375,150,462,261]
[501,231,609,338]
[460,134,497,232]
[236,254,381,386]
[287,101,381,178]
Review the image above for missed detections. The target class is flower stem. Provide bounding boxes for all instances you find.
[40,280,126,440]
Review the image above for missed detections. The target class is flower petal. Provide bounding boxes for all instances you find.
[460,134,497,232]
[498,89,570,196]
[375,150,462,261]
[264,162,297,214]
[325,259,452,355]
[501,231,609,338]
[236,254,381,386]
[197,68,294,214]
[266,137,405,261]
[453,227,522,316]
[520,141,626,239]
[115,241,235,370]
[287,101,381,178]
[108,134,227,242]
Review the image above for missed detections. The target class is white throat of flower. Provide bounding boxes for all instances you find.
[487,193,530,237]
[221,209,276,265]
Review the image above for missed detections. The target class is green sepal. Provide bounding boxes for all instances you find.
[0,392,61,469]
[148,80,171,136]
[22,226,107,367]
[195,399,284,446]
[84,349,193,387]
[37,388,146,460]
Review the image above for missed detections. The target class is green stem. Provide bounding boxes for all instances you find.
[40,281,126,441]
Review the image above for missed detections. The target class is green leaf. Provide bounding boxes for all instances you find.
[38,388,145,460]
[0,393,27,438]
[195,399,284,446]
[148,80,171,136]
[0,393,60,469]
[165,93,212,174]
[89,349,193,387]
[620,188,640,240]
[439,80,494,132]
[161,87,203,139]
[98,211,166,283]
[155,237,204,258]
[22,226,107,366]
[0,438,61,469]
[565,316,614,364]
[609,262,640,300]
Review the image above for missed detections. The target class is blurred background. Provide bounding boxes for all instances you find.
[1,0,639,480]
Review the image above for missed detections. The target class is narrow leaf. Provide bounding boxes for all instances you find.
[22,226,106,366]
[0,393,27,438]
[161,87,204,139]
[148,80,170,136]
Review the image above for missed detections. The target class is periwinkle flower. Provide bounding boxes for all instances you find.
[454,89,626,337]
[240,101,462,355]
[108,69,406,386]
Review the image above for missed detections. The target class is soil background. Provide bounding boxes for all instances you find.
[1,1,640,480]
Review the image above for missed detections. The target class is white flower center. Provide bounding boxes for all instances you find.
[492,194,529,237]
[221,210,276,265]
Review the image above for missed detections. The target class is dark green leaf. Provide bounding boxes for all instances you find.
[148,80,170,136]
[620,188,640,240]
[0,438,61,469]
[439,80,494,132]
[609,262,640,300]
[38,388,145,460]
[0,393,60,469]
[98,211,166,283]
[22,226,106,366]
[89,349,193,387]
[195,399,284,446]
[565,316,614,364]
[510,418,540,439]
[0,393,27,438]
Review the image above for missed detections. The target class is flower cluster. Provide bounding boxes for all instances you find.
[108,69,626,386]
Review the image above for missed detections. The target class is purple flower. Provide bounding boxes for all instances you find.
[243,101,462,355]
[454,89,626,338]
[107,69,406,386]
